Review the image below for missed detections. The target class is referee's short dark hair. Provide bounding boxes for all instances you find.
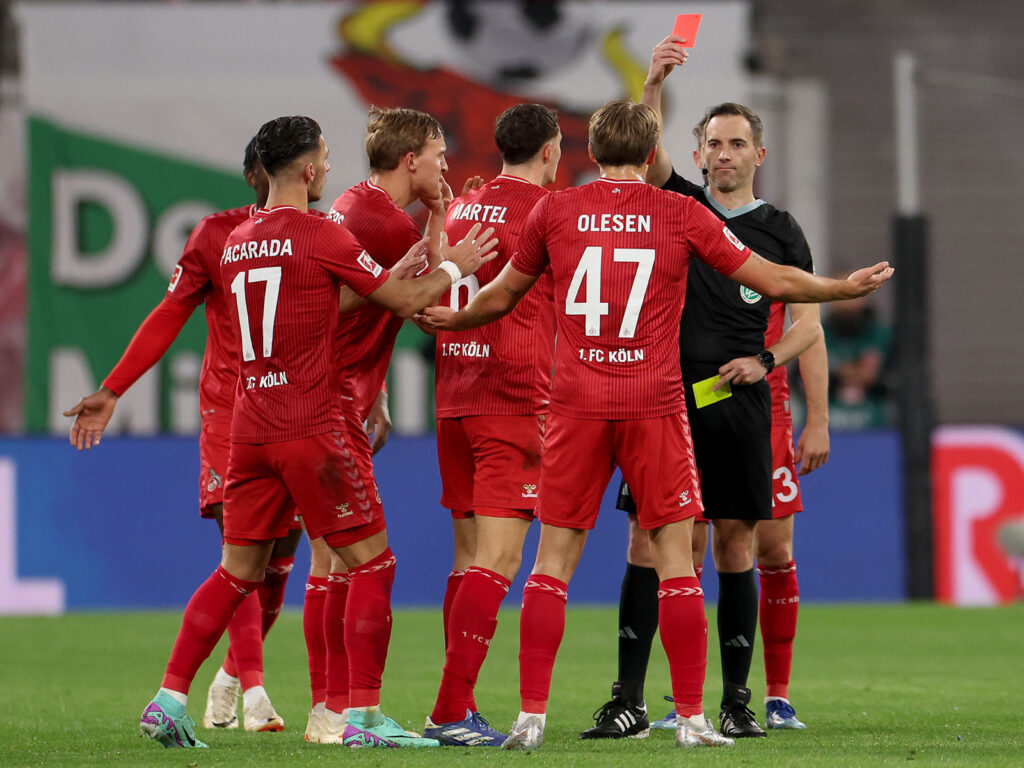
[494,104,560,165]
[693,103,764,147]
[255,116,323,175]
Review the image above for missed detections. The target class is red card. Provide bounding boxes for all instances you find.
[672,14,702,48]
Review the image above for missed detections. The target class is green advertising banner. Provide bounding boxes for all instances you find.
[26,117,253,434]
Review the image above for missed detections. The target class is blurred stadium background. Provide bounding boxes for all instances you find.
[0,0,1021,615]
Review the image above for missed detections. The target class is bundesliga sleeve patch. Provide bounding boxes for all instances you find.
[723,226,746,252]
[357,250,384,277]
[168,264,183,292]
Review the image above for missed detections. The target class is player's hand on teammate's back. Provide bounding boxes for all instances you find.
[646,35,689,86]
[392,237,430,280]
[460,175,484,195]
[715,356,768,389]
[63,387,118,451]
[441,223,499,277]
[844,262,894,297]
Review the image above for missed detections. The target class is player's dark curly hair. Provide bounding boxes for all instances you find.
[494,104,560,165]
[242,135,260,174]
[255,116,323,175]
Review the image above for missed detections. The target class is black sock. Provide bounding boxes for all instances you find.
[616,563,660,707]
[717,568,758,705]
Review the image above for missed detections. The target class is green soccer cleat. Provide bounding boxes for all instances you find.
[140,691,209,749]
[345,708,440,748]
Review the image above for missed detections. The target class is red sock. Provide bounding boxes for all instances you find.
[442,570,465,649]
[346,549,396,709]
[222,590,264,690]
[518,574,568,714]
[658,576,707,718]
[303,575,329,706]
[162,566,259,694]
[324,572,350,713]
[431,566,510,723]
[759,560,799,699]
[259,555,294,637]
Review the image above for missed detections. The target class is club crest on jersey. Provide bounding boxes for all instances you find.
[722,225,746,252]
[206,468,222,493]
[168,265,183,292]
[357,250,383,277]
[739,285,762,304]
[522,483,538,499]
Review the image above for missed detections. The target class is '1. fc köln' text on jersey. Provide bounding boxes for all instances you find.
[437,175,555,417]
[330,181,423,420]
[511,178,751,420]
[220,205,390,444]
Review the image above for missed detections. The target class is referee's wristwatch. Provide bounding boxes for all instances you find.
[757,349,776,373]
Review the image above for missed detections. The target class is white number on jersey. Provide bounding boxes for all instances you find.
[565,246,655,337]
[230,266,282,361]
[773,466,799,504]
[448,274,481,311]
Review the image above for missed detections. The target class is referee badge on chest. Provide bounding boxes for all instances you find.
[739,285,762,304]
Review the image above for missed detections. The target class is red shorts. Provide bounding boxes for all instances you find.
[538,412,702,531]
[770,414,802,519]
[436,414,544,519]
[198,420,230,517]
[223,430,384,544]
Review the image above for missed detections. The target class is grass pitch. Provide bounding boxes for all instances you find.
[1,603,1021,767]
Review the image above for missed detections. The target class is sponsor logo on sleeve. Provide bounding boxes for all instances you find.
[168,264,183,292]
[357,250,384,277]
[723,226,746,251]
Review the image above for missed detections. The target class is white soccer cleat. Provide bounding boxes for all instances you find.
[202,678,239,729]
[501,712,545,752]
[305,708,327,743]
[675,712,735,748]
[243,690,285,732]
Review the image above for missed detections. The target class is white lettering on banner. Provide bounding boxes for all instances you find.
[52,170,147,288]
[154,201,217,277]
[576,213,651,233]
[0,458,66,615]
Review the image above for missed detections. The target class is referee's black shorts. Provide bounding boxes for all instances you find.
[617,377,772,521]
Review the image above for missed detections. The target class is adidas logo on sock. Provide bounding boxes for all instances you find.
[724,635,751,648]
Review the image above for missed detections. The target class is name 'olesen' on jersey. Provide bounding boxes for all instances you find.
[577,213,651,233]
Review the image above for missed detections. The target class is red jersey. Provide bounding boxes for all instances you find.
[765,300,791,417]
[165,205,254,435]
[436,175,555,417]
[511,178,751,419]
[329,181,422,419]
[220,206,390,443]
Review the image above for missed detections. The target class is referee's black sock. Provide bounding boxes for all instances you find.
[717,568,758,706]
[616,562,660,707]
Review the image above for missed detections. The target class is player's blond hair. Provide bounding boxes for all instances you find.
[365,106,444,172]
[588,100,661,167]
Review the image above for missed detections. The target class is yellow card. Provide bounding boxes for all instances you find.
[692,375,732,409]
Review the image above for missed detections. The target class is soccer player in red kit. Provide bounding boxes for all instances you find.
[302,106,450,742]
[137,115,498,750]
[64,138,298,733]
[419,99,893,752]
[421,103,561,746]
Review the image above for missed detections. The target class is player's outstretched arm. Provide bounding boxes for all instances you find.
[417,261,538,332]
[339,237,430,314]
[367,223,498,317]
[728,253,894,304]
[641,35,688,189]
[63,387,118,451]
